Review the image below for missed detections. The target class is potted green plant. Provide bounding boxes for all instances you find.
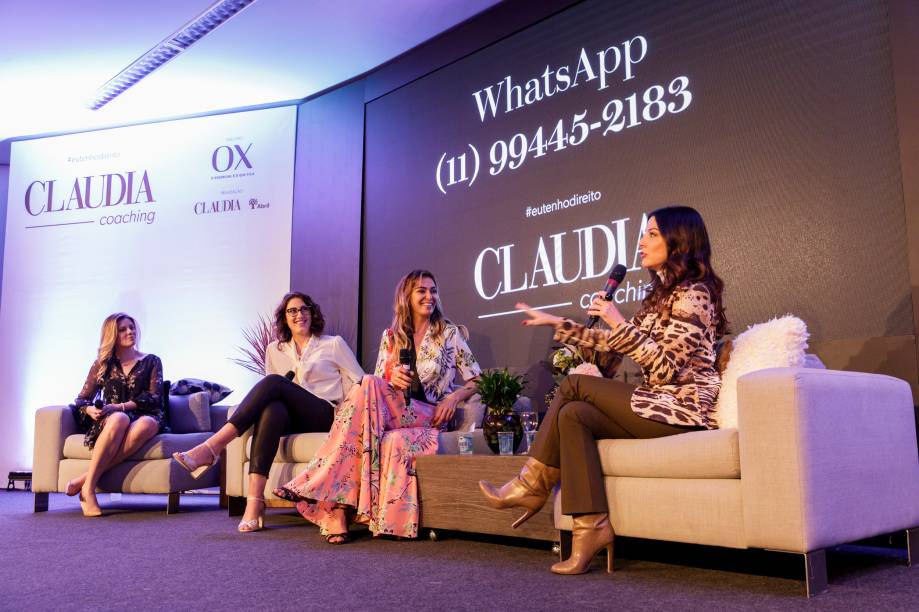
[476,368,527,454]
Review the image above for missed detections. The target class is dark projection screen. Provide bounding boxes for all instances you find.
[362,0,909,394]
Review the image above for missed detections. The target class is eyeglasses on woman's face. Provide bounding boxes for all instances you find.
[286,306,311,318]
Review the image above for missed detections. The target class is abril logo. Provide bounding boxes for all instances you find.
[211,144,253,172]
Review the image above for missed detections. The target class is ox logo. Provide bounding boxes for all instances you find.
[211,144,253,172]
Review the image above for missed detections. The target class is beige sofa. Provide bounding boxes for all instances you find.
[553,367,919,596]
[33,392,227,513]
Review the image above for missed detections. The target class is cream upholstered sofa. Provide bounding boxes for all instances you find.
[33,391,228,513]
[553,366,919,596]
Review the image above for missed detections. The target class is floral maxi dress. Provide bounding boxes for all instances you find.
[276,323,480,538]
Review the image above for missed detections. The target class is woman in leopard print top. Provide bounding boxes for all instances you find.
[480,205,728,575]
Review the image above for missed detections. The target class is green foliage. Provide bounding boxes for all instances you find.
[476,368,526,414]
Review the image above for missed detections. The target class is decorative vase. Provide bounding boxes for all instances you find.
[482,410,523,454]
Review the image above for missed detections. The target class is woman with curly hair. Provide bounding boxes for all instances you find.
[480,205,729,574]
[174,292,363,532]
[68,313,165,516]
[275,269,481,543]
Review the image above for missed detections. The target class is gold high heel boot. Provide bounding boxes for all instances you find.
[551,513,614,575]
[478,458,560,528]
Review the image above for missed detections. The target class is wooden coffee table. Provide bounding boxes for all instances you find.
[415,455,557,542]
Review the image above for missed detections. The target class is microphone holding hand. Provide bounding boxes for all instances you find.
[586,264,627,329]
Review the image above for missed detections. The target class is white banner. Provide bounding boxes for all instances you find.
[0,106,296,473]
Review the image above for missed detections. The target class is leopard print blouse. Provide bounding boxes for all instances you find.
[554,282,721,429]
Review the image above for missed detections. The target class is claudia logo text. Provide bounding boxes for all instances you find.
[24,170,155,216]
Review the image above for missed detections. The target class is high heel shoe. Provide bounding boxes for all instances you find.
[550,513,614,575]
[79,491,103,518]
[478,458,560,528]
[172,441,219,479]
[324,505,351,544]
[65,478,82,497]
[237,497,266,532]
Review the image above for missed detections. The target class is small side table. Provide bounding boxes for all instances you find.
[416,455,556,542]
[7,470,32,491]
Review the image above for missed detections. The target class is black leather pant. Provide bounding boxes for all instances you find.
[227,374,334,476]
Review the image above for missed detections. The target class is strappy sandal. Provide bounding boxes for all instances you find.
[325,532,351,545]
[172,440,219,479]
[238,497,266,533]
[324,505,351,544]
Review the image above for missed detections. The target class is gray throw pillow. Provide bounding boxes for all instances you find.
[169,391,211,433]
[171,377,232,404]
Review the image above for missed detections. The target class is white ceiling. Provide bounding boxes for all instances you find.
[0,0,500,146]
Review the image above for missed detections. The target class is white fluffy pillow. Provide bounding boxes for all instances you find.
[714,315,809,429]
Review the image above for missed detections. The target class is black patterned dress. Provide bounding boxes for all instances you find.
[71,354,168,448]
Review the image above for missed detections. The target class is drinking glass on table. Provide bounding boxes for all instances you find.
[519,411,538,454]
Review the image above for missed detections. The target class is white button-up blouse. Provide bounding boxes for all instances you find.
[264,335,364,405]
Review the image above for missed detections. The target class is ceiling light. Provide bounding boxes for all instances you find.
[87,0,257,110]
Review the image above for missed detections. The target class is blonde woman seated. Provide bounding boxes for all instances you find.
[68,313,166,517]
[275,269,481,543]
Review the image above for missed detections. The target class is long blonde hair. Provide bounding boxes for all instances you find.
[96,313,138,379]
[389,269,447,355]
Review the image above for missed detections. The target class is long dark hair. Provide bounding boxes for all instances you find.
[640,206,729,337]
[274,292,325,344]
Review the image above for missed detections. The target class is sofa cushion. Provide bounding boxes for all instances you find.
[63,432,213,460]
[246,432,328,463]
[597,428,739,479]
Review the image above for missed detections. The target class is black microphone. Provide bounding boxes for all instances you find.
[94,399,104,409]
[398,348,413,403]
[285,370,295,381]
[586,264,628,329]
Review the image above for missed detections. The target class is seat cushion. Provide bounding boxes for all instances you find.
[598,428,739,479]
[246,432,328,463]
[62,432,213,460]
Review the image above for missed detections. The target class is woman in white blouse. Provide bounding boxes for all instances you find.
[174,292,363,532]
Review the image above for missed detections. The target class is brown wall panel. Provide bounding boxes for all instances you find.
[291,82,365,354]
[888,0,919,399]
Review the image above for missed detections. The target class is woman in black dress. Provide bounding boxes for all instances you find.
[68,313,165,516]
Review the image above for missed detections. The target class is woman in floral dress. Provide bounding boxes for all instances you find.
[276,269,480,542]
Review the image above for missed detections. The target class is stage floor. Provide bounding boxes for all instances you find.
[1,490,913,610]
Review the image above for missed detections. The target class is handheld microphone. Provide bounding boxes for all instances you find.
[398,348,413,403]
[284,370,296,381]
[94,399,104,409]
[586,264,628,329]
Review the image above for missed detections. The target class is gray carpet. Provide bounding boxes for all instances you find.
[0,490,914,611]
